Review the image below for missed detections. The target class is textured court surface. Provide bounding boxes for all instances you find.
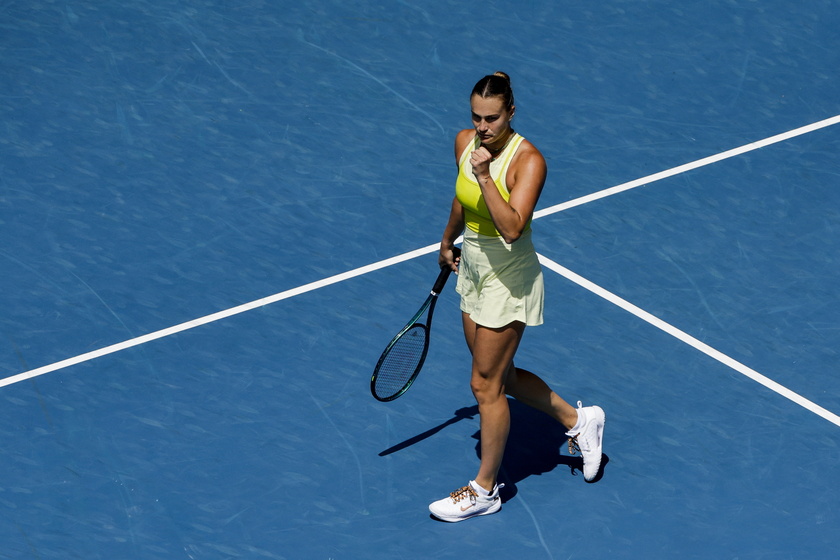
[2,1,839,558]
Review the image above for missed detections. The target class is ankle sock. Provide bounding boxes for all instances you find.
[570,407,585,432]
[470,480,492,496]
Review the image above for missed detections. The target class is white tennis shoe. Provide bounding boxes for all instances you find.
[566,401,605,481]
[429,480,504,522]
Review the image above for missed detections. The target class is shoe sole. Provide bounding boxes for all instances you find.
[429,502,501,522]
[584,406,605,482]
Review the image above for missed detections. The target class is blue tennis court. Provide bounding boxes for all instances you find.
[2,1,839,558]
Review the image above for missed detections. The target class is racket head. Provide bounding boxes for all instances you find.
[371,322,430,402]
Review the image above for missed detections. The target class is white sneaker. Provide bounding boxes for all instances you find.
[428,481,504,522]
[566,401,605,482]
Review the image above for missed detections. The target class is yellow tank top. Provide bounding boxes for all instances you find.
[455,133,529,237]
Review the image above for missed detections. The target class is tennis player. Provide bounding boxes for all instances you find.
[430,72,606,522]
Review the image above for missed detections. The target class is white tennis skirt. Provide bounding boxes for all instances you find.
[456,227,544,328]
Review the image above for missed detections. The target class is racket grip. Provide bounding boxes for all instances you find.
[433,247,460,294]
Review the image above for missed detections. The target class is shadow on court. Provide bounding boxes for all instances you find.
[379,399,608,505]
[495,400,610,502]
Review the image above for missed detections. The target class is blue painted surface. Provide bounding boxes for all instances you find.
[1,1,839,558]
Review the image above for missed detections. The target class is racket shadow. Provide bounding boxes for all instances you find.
[378,406,478,456]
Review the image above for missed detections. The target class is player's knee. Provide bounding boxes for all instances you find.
[470,371,503,401]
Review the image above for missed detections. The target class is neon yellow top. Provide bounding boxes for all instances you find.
[455,133,528,237]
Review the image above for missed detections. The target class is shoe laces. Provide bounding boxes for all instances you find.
[567,401,591,455]
[568,435,581,456]
[568,427,597,454]
[449,485,478,505]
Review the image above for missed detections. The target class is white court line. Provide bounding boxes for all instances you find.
[0,244,441,389]
[3,114,840,400]
[534,113,840,218]
[538,255,840,428]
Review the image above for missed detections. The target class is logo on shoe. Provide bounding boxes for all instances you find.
[459,503,474,512]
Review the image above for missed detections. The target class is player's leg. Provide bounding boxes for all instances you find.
[466,316,525,492]
[428,313,520,522]
[504,366,578,429]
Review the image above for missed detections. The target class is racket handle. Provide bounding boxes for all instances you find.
[433,247,460,294]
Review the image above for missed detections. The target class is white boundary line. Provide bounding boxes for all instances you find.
[3,114,840,411]
[534,114,840,218]
[537,254,840,428]
[0,244,441,389]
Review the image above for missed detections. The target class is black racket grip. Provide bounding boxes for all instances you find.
[433,247,461,294]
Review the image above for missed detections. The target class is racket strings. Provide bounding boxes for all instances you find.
[373,324,428,399]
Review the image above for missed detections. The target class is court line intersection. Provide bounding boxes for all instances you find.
[4,115,839,428]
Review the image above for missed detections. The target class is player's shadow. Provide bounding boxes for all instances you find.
[379,398,608,503]
[489,399,609,502]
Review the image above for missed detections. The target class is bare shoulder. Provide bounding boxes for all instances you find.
[454,128,476,160]
[511,137,547,176]
[515,138,545,164]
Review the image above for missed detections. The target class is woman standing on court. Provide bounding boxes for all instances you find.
[429,72,606,522]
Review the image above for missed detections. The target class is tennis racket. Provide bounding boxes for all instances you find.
[371,251,459,402]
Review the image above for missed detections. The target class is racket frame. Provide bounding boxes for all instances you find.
[370,264,454,402]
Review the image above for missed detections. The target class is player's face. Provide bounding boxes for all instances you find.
[470,94,515,149]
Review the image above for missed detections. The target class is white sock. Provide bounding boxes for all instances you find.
[470,480,492,496]
[570,407,585,432]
